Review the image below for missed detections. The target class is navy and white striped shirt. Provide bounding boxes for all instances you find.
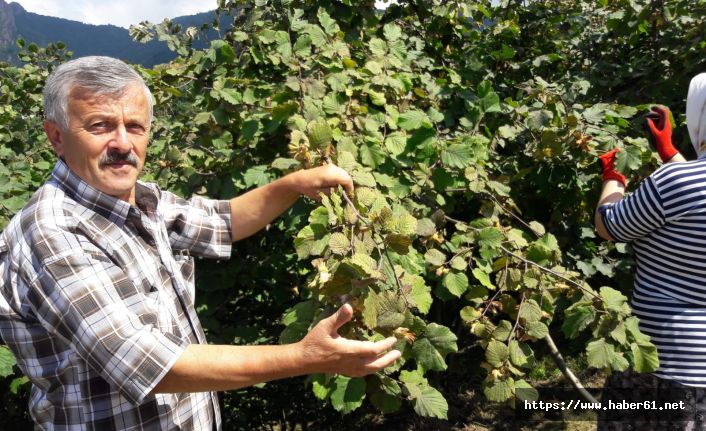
[601,157,706,387]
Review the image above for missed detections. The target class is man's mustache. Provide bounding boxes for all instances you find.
[99,151,139,167]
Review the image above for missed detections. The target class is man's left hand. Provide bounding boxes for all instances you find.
[288,164,354,200]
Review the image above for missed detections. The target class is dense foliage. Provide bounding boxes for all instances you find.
[2,0,706,427]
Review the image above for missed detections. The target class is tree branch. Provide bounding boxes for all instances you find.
[545,332,599,404]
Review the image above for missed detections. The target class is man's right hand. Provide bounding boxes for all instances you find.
[296,304,402,377]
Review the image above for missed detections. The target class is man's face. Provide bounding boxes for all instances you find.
[44,83,151,204]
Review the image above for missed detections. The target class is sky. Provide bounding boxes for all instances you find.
[11,1,397,29]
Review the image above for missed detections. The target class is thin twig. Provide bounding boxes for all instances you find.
[488,194,542,238]
[442,214,599,300]
[498,243,599,300]
[476,287,504,322]
[509,292,524,343]
[324,155,370,225]
[384,248,410,309]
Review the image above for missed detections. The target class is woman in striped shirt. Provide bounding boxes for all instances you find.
[595,74,706,429]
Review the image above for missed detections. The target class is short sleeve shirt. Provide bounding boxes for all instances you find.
[0,159,232,430]
[599,157,706,386]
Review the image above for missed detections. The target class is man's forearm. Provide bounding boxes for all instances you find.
[229,176,299,242]
[151,343,307,394]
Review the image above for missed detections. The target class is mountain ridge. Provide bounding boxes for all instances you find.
[0,0,222,67]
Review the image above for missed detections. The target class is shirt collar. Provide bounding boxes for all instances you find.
[50,159,159,227]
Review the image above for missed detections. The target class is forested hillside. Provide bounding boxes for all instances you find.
[0,0,230,67]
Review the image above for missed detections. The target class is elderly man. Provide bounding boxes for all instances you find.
[0,56,401,430]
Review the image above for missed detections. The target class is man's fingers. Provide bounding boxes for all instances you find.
[364,349,402,370]
[326,303,353,334]
[368,337,398,356]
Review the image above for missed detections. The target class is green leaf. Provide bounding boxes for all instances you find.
[483,378,514,402]
[424,249,446,266]
[294,225,328,259]
[625,316,651,343]
[304,24,328,47]
[383,23,402,41]
[232,31,248,42]
[370,391,401,414]
[369,38,387,57]
[492,320,513,341]
[0,346,16,377]
[329,232,350,255]
[442,143,474,169]
[600,286,629,314]
[525,321,548,339]
[526,109,553,130]
[562,305,596,339]
[529,221,545,236]
[413,338,446,371]
[351,170,377,188]
[514,379,539,401]
[322,92,346,115]
[307,119,333,150]
[587,339,628,371]
[364,60,383,75]
[509,340,533,368]
[389,209,417,236]
[398,110,432,131]
[317,7,339,35]
[631,341,659,373]
[614,145,642,173]
[450,256,467,271]
[443,271,469,297]
[525,234,560,265]
[243,165,272,187]
[477,81,501,113]
[374,291,406,330]
[271,158,300,171]
[486,340,509,367]
[359,142,387,168]
[478,227,504,249]
[472,268,495,290]
[460,306,481,322]
[385,132,407,156]
[368,90,386,106]
[426,323,458,355]
[311,373,333,400]
[293,34,313,57]
[518,299,543,323]
[416,218,436,237]
[410,277,433,314]
[9,375,29,395]
[330,376,366,414]
[407,384,449,419]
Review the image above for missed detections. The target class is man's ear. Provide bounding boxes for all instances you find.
[43,120,64,156]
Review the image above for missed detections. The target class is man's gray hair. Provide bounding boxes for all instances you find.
[43,56,154,129]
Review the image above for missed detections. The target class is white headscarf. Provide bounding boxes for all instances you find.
[686,73,706,157]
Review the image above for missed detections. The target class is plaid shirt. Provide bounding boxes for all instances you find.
[0,159,232,430]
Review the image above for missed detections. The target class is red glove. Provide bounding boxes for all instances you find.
[645,106,678,162]
[598,149,627,187]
